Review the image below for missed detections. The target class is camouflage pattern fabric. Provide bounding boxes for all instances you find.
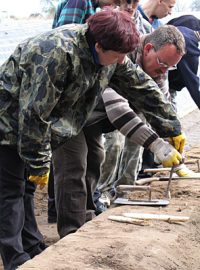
[0,24,115,176]
[0,24,181,177]
[97,131,125,192]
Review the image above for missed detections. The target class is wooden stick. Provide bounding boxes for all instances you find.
[144,168,171,173]
[123,213,190,223]
[108,215,148,226]
[160,176,200,180]
[116,185,151,192]
[135,177,160,185]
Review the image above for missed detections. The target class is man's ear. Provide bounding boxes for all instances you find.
[95,43,102,53]
[143,43,154,56]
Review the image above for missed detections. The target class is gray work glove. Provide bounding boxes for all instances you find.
[149,138,182,167]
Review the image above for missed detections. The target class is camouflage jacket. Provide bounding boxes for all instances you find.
[0,24,181,176]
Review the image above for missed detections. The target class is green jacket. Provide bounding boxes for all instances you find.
[0,24,181,176]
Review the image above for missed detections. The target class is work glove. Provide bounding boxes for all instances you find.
[29,171,49,189]
[169,133,186,154]
[174,164,200,177]
[149,138,182,167]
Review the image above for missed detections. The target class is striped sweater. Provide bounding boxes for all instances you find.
[102,88,159,148]
[52,0,94,28]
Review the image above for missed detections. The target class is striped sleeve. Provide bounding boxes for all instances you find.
[102,88,159,148]
[52,0,94,27]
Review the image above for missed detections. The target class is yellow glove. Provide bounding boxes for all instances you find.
[169,133,186,154]
[174,164,200,177]
[149,138,182,167]
[29,171,49,189]
[161,148,182,167]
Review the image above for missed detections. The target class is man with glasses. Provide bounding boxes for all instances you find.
[138,4,200,178]
[97,25,186,199]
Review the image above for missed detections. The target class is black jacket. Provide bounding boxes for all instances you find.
[168,16,200,109]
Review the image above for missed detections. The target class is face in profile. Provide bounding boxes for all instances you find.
[119,0,140,17]
[155,0,176,19]
[95,43,127,65]
[142,43,182,78]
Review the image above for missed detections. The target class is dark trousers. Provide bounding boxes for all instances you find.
[47,164,57,222]
[0,146,44,270]
[52,124,104,238]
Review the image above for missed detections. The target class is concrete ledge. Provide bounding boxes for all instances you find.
[19,184,200,270]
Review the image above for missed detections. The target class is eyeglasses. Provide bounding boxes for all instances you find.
[156,55,177,71]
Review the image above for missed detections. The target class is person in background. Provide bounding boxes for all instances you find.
[0,10,142,269]
[52,0,95,28]
[168,15,200,110]
[167,16,200,177]
[138,0,176,29]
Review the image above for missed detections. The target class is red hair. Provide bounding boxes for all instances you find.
[87,9,139,53]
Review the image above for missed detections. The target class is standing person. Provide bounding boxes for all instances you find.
[167,15,200,110]
[53,24,185,238]
[0,10,141,270]
[48,0,117,223]
[49,0,96,224]
[167,16,200,177]
[52,0,95,28]
[138,0,176,29]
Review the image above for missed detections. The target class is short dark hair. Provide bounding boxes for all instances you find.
[87,9,139,53]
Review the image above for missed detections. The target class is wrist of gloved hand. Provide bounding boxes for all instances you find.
[29,171,49,189]
[173,164,200,177]
[149,138,182,167]
[169,133,186,154]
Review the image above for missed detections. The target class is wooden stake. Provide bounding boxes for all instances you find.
[123,213,190,223]
[108,215,148,226]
